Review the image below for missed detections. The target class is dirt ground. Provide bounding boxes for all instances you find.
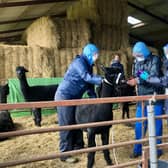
[0,105,168,168]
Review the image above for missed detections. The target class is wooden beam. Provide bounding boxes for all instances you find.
[0,0,78,8]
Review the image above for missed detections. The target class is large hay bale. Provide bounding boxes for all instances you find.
[23,16,60,49]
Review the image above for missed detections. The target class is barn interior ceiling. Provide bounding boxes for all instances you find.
[0,0,167,49]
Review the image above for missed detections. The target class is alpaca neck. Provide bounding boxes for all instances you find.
[100,82,113,98]
[18,74,29,91]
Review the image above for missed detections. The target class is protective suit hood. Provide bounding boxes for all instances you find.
[133,42,151,59]
[82,43,99,65]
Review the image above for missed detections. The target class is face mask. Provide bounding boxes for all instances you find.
[136,56,145,62]
[93,53,98,63]
[166,54,168,60]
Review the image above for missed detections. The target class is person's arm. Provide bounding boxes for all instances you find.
[139,71,168,87]
[75,61,102,85]
[147,76,168,87]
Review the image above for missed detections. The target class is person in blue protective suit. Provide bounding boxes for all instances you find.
[138,43,168,126]
[54,43,102,163]
[127,41,163,158]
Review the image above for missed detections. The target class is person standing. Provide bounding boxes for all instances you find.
[111,54,130,119]
[138,43,168,126]
[127,41,163,158]
[54,43,102,163]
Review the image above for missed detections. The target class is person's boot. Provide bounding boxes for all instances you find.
[60,156,78,163]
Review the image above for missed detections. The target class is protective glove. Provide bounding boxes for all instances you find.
[137,70,149,80]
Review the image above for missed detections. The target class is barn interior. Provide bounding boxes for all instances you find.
[0,1,168,168]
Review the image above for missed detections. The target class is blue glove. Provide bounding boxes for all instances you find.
[139,71,149,80]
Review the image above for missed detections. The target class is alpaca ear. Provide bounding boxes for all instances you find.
[24,68,29,72]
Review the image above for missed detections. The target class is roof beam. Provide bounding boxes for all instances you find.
[0,13,66,25]
[0,28,25,34]
[129,33,155,47]
[0,0,78,8]
[128,1,168,24]
[0,35,21,42]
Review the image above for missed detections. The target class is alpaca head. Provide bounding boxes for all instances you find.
[16,66,29,79]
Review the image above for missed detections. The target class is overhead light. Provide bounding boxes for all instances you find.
[132,22,146,28]
[127,16,142,25]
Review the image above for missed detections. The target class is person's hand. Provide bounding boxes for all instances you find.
[140,71,149,80]
[137,70,149,80]
[127,78,138,86]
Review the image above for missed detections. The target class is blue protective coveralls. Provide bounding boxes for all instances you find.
[139,44,168,126]
[132,42,163,156]
[54,44,102,154]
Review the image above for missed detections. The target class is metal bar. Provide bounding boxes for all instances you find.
[0,117,147,138]
[0,94,167,111]
[0,0,78,8]
[142,149,149,168]
[1,114,168,138]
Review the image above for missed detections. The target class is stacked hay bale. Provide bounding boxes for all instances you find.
[0,45,55,79]
[54,19,91,48]
[22,16,60,49]
[67,0,99,22]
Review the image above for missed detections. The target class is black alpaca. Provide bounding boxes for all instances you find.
[16,66,58,126]
[0,84,14,140]
[75,66,124,168]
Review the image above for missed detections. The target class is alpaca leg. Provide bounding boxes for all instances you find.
[126,102,130,118]
[32,108,41,127]
[121,103,125,119]
[101,130,112,165]
[87,131,96,168]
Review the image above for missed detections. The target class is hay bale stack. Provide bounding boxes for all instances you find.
[67,0,99,22]
[67,0,128,50]
[97,0,127,26]
[23,16,60,49]
[93,24,126,50]
[54,48,82,77]
[0,44,56,79]
[27,46,55,78]
[0,44,29,79]
[54,19,91,48]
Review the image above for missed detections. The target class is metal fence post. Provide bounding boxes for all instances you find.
[147,96,158,168]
